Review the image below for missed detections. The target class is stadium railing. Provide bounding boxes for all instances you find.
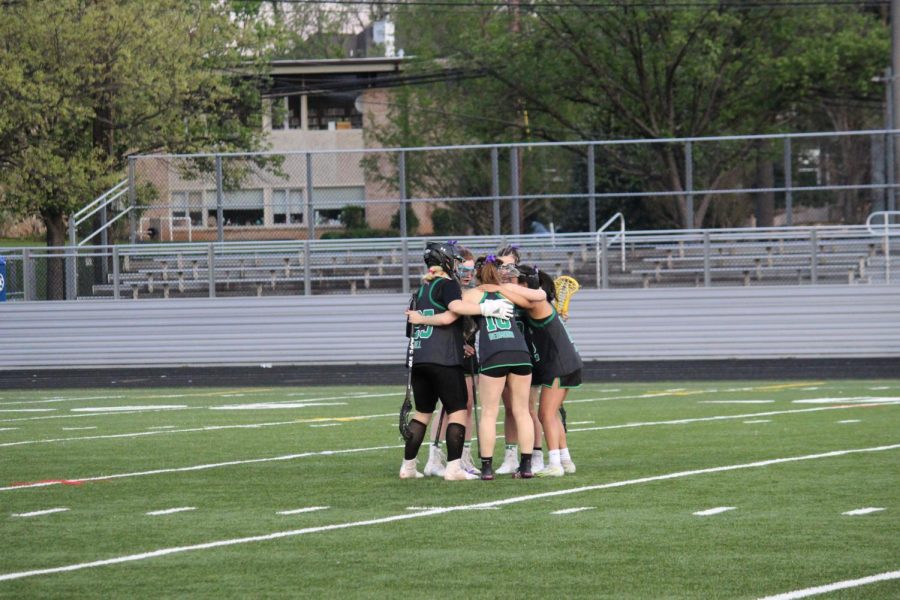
[1,224,898,301]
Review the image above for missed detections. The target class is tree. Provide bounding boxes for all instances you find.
[0,0,277,298]
[381,3,888,230]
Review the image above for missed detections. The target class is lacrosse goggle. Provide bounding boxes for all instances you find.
[456,264,477,287]
[498,263,520,281]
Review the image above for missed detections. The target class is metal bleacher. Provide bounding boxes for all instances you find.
[2,222,897,301]
[85,223,898,299]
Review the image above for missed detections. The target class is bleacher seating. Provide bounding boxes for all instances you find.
[79,226,899,299]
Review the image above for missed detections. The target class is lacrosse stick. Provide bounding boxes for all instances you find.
[399,293,416,441]
[554,275,580,319]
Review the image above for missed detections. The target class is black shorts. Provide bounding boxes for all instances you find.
[411,364,467,414]
[480,351,532,378]
[540,369,583,389]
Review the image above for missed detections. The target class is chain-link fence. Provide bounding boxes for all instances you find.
[71,130,897,247]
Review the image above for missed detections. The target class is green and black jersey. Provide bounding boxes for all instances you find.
[476,291,530,367]
[411,278,465,367]
[527,305,583,382]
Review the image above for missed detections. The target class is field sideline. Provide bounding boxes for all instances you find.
[0,380,897,598]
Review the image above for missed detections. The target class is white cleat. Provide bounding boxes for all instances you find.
[461,448,481,475]
[561,459,577,474]
[444,459,479,481]
[536,464,564,478]
[423,460,446,477]
[399,459,424,479]
[423,445,446,477]
[495,447,519,475]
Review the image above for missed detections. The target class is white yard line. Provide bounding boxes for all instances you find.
[12,508,69,518]
[0,409,55,413]
[693,506,736,516]
[842,507,885,516]
[552,507,595,515]
[0,443,897,583]
[837,420,861,424]
[793,397,900,404]
[0,428,19,432]
[277,507,329,515]
[699,400,775,404]
[756,569,900,599]
[5,403,898,487]
[309,423,341,428]
[0,407,198,424]
[0,445,403,492]
[146,507,196,516]
[0,413,397,449]
[0,396,126,406]
[61,427,97,431]
[209,402,346,410]
[71,405,187,413]
[566,402,900,434]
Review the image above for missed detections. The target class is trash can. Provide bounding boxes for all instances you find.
[0,257,6,302]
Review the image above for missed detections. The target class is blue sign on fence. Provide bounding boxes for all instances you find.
[0,257,5,302]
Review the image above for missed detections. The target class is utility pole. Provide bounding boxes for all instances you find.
[892,0,900,212]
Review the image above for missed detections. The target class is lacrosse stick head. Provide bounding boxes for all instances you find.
[554,275,580,319]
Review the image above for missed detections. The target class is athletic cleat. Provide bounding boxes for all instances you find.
[423,460,446,477]
[512,468,533,479]
[536,464,564,477]
[460,448,481,475]
[495,447,519,475]
[444,459,479,481]
[399,459,424,479]
[562,459,577,474]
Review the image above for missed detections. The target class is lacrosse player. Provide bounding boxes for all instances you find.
[400,241,512,481]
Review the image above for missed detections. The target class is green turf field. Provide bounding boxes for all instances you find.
[0,380,897,598]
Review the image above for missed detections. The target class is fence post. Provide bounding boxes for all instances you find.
[207,243,216,298]
[810,229,818,284]
[703,230,711,287]
[304,239,311,296]
[305,153,315,242]
[23,249,34,301]
[112,246,120,300]
[784,137,793,226]
[215,156,224,243]
[400,151,410,294]
[600,232,609,290]
[510,147,521,236]
[128,157,137,244]
[886,67,897,215]
[399,151,408,238]
[684,141,694,229]
[491,147,501,236]
[401,239,410,294]
[588,144,597,232]
[65,246,77,301]
[68,213,76,247]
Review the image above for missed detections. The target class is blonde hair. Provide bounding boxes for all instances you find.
[423,265,449,282]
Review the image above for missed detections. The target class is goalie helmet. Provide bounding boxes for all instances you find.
[423,241,462,274]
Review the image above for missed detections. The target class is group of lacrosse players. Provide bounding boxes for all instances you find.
[401,241,583,481]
